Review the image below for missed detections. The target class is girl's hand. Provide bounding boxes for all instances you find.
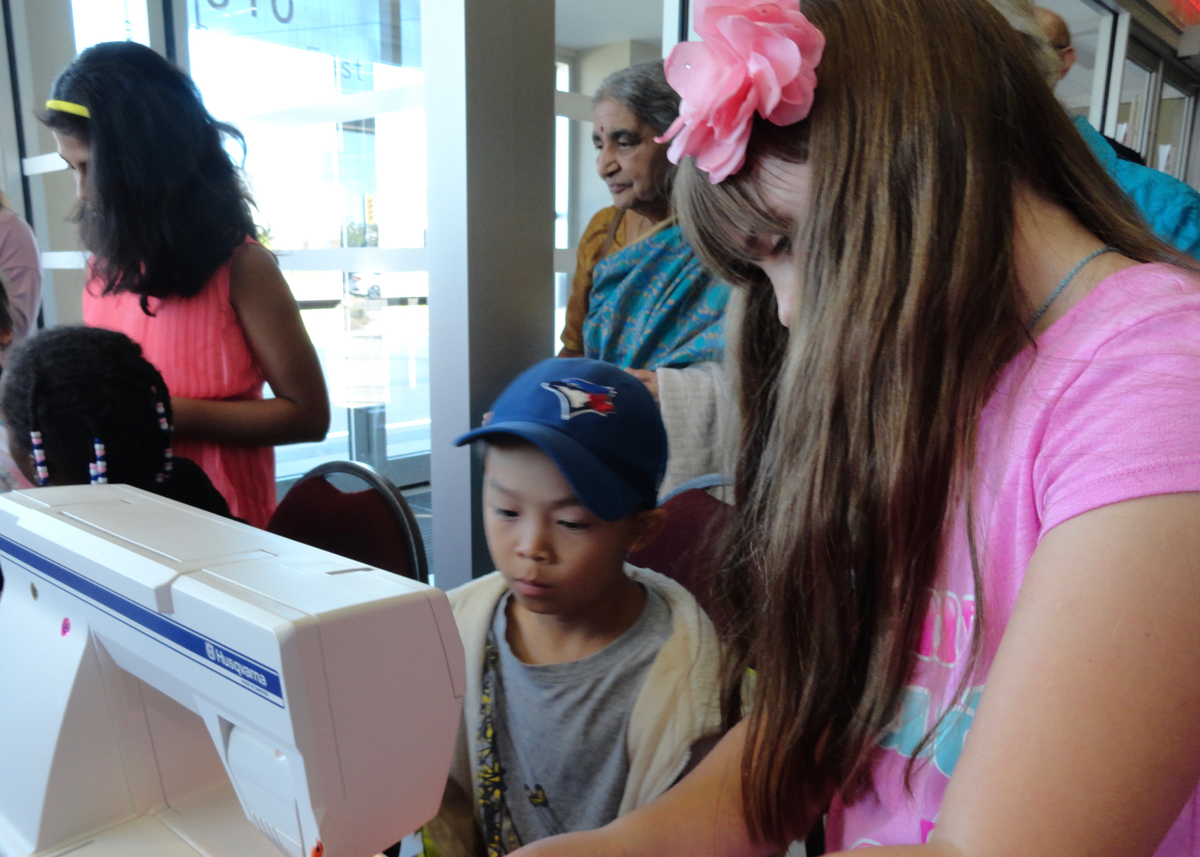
[625,368,659,404]
[170,242,330,446]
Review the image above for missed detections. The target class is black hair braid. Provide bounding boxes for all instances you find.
[1,327,173,489]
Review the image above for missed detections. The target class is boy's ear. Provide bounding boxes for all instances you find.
[628,507,668,554]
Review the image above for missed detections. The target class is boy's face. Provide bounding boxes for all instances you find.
[483,442,658,618]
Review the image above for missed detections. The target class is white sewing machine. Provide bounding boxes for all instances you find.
[0,485,465,857]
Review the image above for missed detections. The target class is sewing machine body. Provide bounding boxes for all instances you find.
[0,485,465,857]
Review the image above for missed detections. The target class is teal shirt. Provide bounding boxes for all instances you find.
[1073,115,1200,258]
[582,224,730,370]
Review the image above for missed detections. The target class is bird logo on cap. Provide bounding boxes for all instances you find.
[542,378,617,420]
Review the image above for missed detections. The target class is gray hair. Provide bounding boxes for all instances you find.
[594,60,681,136]
[992,0,1060,86]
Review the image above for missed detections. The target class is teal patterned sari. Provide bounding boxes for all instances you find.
[582,223,730,370]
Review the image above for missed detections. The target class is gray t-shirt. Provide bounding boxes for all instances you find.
[488,584,673,844]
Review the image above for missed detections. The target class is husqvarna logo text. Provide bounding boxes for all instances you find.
[204,640,268,688]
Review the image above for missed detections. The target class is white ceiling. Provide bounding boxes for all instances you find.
[556,0,664,51]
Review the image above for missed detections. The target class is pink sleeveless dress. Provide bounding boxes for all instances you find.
[82,245,276,528]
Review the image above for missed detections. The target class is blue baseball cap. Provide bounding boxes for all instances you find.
[454,358,668,521]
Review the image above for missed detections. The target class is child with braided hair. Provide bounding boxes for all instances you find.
[0,326,231,517]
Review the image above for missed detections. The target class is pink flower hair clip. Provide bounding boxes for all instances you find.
[657,0,825,184]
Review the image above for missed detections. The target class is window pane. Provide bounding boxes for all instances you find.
[273,306,350,480]
[1058,28,1098,118]
[1041,0,1107,119]
[381,302,430,458]
[71,0,150,53]
[186,1,430,480]
[1115,58,1153,152]
[1154,81,1190,177]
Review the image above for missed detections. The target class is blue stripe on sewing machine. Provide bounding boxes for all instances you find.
[0,533,285,705]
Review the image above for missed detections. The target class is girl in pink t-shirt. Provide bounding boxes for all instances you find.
[516,0,1200,856]
[41,42,329,527]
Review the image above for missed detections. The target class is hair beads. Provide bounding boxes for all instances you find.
[30,431,48,486]
[3,329,181,493]
[90,439,107,484]
[155,399,173,483]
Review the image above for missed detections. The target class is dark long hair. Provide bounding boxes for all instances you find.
[675,0,1181,844]
[42,42,255,312]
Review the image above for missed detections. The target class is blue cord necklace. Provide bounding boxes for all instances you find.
[1029,245,1118,328]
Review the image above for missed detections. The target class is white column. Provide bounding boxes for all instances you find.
[1102,12,1131,139]
[425,0,555,588]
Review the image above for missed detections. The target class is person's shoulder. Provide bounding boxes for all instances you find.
[1026,263,1200,452]
[445,570,508,616]
[444,573,508,663]
[626,564,695,609]
[228,239,278,282]
[1054,262,1200,347]
[578,207,619,250]
[625,563,717,650]
[583,206,619,235]
[1109,261,1200,313]
[0,208,37,253]
[1111,159,1200,232]
[1124,160,1200,199]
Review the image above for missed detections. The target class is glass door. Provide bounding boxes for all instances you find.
[184,0,430,489]
[1153,72,1195,178]
[1115,47,1155,155]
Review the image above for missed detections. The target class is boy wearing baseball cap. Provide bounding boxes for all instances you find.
[427,358,723,857]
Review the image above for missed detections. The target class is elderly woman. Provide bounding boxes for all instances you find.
[560,60,734,493]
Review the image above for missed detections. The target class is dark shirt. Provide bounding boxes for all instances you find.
[1104,134,1146,166]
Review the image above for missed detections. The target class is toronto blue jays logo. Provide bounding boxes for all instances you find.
[541,378,617,420]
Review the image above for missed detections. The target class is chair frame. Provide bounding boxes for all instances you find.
[292,460,430,584]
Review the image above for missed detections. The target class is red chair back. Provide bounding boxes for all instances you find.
[628,487,730,621]
[267,462,428,582]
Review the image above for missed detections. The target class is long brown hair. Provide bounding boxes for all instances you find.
[676,0,1179,844]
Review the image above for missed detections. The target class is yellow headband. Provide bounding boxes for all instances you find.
[45,99,90,119]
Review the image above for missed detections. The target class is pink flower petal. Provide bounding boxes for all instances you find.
[661,0,820,181]
[663,41,729,105]
[746,52,783,116]
[699,122,753,183]
[758,27,803,77]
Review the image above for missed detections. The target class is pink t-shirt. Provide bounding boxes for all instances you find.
[826,263,1200,853]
